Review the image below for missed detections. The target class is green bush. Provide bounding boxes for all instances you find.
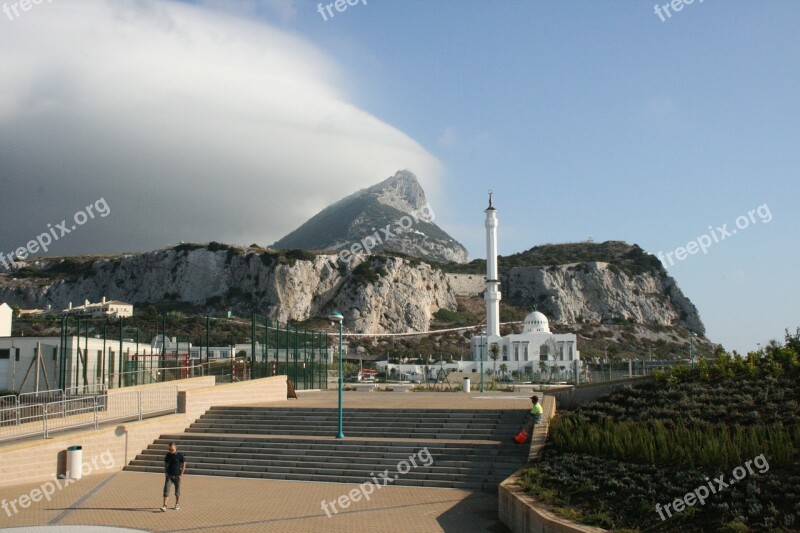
[550,415,798,469]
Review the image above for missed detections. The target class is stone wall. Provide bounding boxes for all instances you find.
[445,273,485,296]
[498,395,609,532]
[0,375,287,488]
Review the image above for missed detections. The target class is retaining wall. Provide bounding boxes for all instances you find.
[498,395,609,532]
[0,375,287,488]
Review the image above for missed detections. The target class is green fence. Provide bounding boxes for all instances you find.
[50,313,330,392]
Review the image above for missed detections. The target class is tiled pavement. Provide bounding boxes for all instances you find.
[0,390,538,532]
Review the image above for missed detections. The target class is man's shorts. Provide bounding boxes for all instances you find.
[164,475,181,497]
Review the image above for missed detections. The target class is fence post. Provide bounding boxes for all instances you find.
[93,397,99,429]
[138,391,143,421]
[44,403,49,439]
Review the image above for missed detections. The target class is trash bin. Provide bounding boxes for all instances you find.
[66,445,83,480]
[463,377,471,393]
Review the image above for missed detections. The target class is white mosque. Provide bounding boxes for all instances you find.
[470,193,580,374]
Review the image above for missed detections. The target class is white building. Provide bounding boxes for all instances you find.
[0,303,11,337]
[470,194,581,376]
[0,334,161,393]
[63,297,133,318]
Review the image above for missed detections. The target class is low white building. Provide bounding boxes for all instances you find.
[63,297,133,318]
[471,310,580,373]
[0,303,11,337]
[0,335,161,393]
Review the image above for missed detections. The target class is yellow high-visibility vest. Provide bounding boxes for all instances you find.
[530,403,543,415]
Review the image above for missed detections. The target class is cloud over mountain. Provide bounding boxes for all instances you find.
[0,0,440,257]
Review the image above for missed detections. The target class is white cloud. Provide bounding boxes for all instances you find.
[0,0,441,256]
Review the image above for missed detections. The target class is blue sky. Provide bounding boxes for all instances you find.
[269,0,799,354]
[0,1,797,353]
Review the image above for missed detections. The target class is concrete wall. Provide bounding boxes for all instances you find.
[547,377,652,410]
[0,375,287,488]
[445,273,485,296]
[178,375,288,422]
[498,396,609,532]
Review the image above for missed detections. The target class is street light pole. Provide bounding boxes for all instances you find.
[480,330,486,393]
[328,311,345,439]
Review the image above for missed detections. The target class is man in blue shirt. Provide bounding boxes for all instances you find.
[161,442,186,511]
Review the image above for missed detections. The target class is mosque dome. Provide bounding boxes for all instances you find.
[522,310,550,334]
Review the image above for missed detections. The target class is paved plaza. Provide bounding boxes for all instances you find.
[0,391,536,532]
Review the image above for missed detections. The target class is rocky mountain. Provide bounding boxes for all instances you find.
[0,241,704,336]
[272,170,469,264]
[448,241,705,335]
[0,246,455,334]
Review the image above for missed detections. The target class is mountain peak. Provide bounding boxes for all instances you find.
[348,170,427,214]
[273,170,468,264]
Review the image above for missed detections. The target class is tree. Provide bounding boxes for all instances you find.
[499,363,508,377]
[489,343,501,383]
[538,361,548,381]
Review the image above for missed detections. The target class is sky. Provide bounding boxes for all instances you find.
[0,0,797,354]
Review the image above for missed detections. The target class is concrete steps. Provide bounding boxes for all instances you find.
[124,407,529,491]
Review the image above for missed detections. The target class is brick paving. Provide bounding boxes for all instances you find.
[0,391,539,532]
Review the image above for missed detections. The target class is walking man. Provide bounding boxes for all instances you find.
[162,442,186,511]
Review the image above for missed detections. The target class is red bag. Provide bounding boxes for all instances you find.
[514,429,529,444]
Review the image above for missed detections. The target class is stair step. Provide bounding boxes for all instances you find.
[126,406,529,492]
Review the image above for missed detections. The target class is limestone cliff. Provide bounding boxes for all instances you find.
[503,262,704,334]
[0,246,455,334]
[446,241,705,335]
[0,241,704,336]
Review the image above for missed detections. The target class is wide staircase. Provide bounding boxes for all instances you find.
[125,406,529,491]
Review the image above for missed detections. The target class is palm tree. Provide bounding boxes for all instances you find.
[499,363,508,378]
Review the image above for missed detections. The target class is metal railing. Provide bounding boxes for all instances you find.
[105,363,208,389]
[0,385,178,443]
[43,397,99,436]
[0,404,45,441]
[139,386,180,418]
[0,394,18,411]
[64,384,107,396]
[19,389,65,405]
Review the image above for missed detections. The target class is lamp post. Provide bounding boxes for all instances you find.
[690,333,696,368]
[480,329,486,393]
[328,311,345,439]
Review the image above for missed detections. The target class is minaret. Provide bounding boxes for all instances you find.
[484,191,501,339]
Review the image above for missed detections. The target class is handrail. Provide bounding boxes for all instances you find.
[0,385,178,442]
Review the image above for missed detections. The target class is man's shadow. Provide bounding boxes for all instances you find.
[49,506,167,514]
